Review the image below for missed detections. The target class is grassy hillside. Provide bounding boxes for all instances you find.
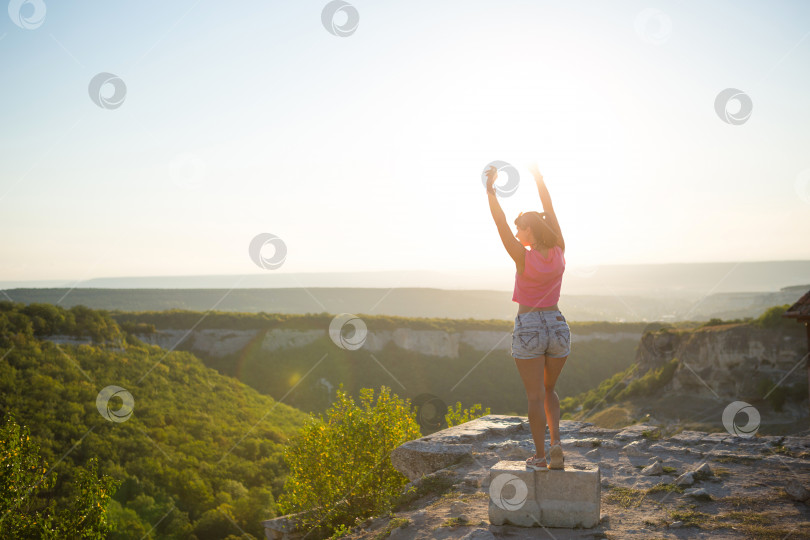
[0,301,311,539]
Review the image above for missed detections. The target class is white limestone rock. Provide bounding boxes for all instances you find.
[641,461,663,476]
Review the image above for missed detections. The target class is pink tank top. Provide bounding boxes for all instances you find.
[512,245,565,308]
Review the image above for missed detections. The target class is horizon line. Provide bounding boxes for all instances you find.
[2,257,810,284]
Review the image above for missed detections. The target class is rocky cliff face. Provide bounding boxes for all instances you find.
[636,323,807,402]
[133,329,261,357]
[128,327,642,360]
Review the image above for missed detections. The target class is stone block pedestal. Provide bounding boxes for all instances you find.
[488,460,601,528]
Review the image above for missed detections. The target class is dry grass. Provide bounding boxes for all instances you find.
[667,504,711,527]
[605,485,648,508]
[588,405,634,429]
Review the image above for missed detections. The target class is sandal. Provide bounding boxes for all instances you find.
[526,453,548,471]
[548,441,564,470]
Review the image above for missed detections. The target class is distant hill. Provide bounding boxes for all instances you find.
[2,260,809,296]
[2,283,808,322]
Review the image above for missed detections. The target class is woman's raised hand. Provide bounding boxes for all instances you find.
[528,161,543,181]
[485,165,498,187]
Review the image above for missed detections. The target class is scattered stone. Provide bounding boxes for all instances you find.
[684,487,711,500]
[411,510,427,521]
[614,423,660,441]
[784,479,810,502]
[449,501,470,517]
[641,461,663,476]
[462,472,486,489]
[621,440,649,456]
[669,520,684,528]
[675,472,695,486]
[693,463,714,478]
[647,455,662,464]
[586,447,601,459]
[599,513,610,523]
[387,524,414,540]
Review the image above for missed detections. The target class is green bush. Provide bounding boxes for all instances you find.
[753,304,795,330]
[703,318,725,327]
[615,358,679,400]
[699,317,752,328]
[276,384,421,538]
[0,415,119,539]
[445,402,491,428]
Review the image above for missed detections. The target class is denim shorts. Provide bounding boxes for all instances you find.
[511,310,571,359]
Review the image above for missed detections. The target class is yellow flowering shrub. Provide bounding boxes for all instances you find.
[277,384,421,537]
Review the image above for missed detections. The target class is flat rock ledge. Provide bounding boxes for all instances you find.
[265,415,810,538]
[390,415,810,484]
[390,415,533,481]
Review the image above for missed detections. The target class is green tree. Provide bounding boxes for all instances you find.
[0,415,119,539]
[0,302,305,539]
[277,385,420,538]
[445,402,491,427]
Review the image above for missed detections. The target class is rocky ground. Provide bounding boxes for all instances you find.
[338,416,810,540]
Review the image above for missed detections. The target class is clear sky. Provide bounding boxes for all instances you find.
[2,0,809,283]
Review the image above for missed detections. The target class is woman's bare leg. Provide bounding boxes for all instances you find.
[544,356,568,444]
[544,390,560,444]
[514,356,546,457]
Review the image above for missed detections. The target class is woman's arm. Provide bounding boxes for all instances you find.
[486,166,526,264]
[528,163,565,250]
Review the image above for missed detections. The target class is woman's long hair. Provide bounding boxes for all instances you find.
[515,211,559,249]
